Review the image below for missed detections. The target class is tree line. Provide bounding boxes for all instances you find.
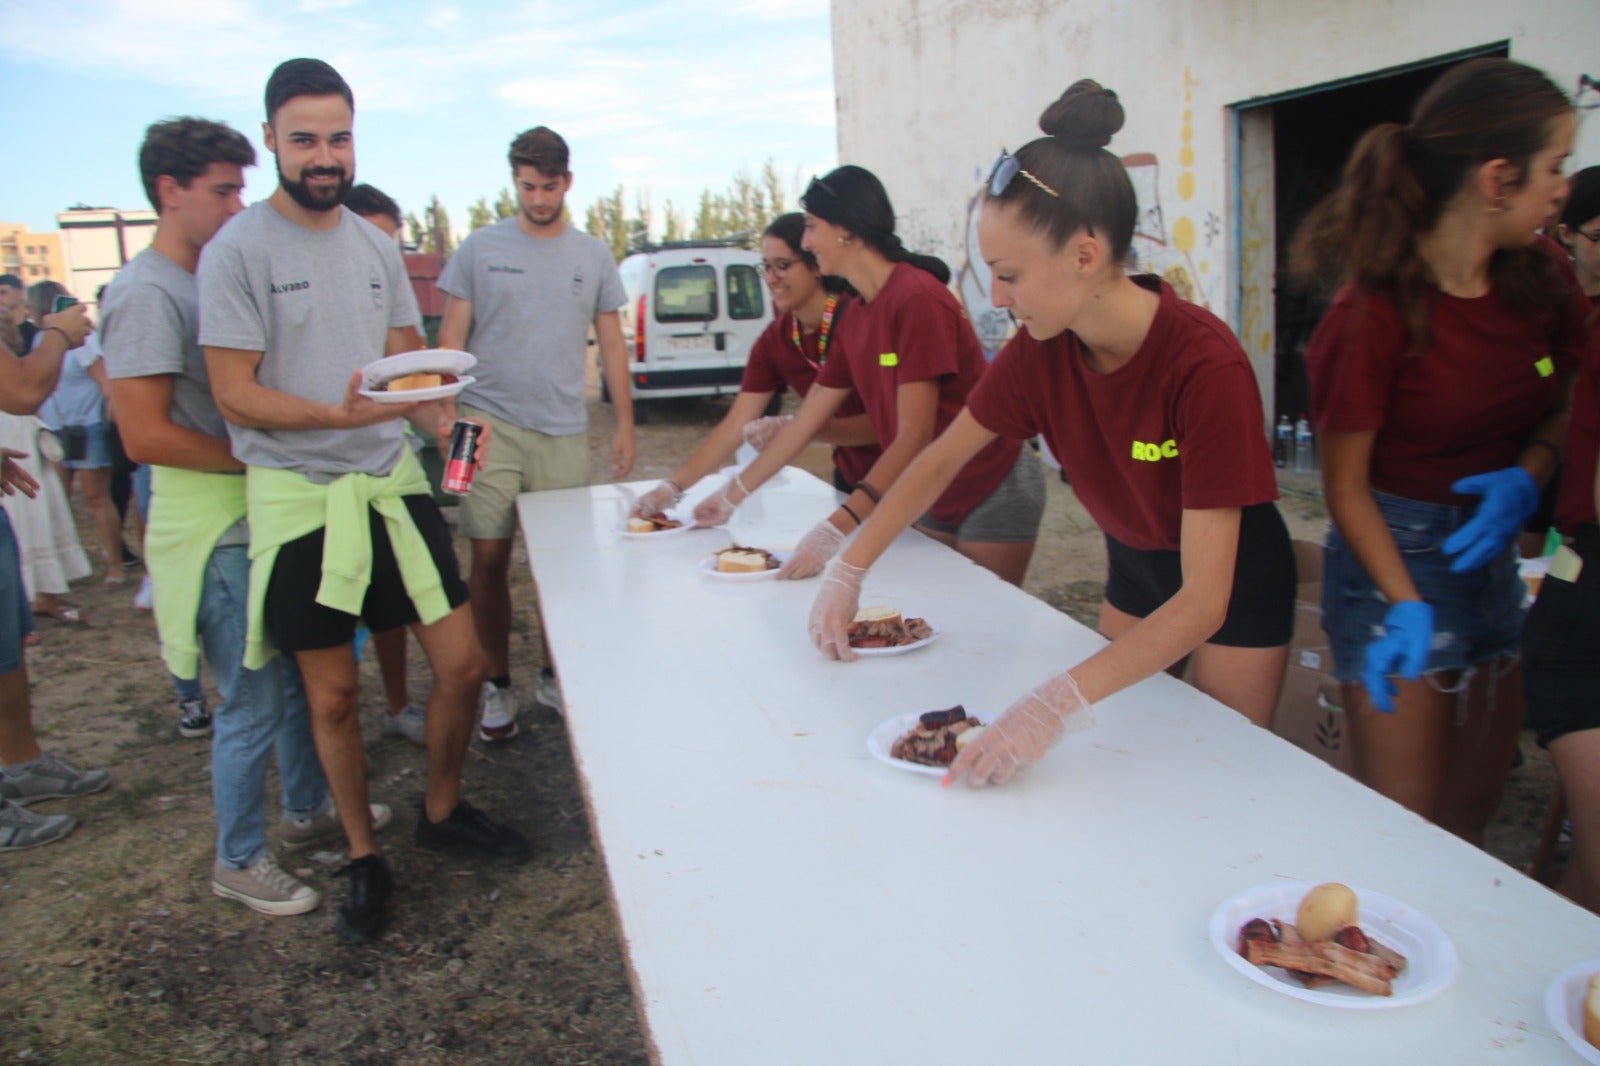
[402,160,802,262]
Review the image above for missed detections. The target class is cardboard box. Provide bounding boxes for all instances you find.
[1272,538,1349,771]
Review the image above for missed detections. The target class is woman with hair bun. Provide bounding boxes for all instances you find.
[632,213,880,518]
[693,166,1045,585]
[1296,57,1588,842]
[808,79,1295,787]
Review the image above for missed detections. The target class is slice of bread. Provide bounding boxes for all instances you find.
[626,517,657,534]
[852,606,902,626]
[384,371,444,391]
[716,549,770,573]
[1584,973,1600,1049]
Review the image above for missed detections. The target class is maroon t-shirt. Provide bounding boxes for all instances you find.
[1307,243,1590,505]
[816,263,1019,524]
[1557,326,1600,531]
[967,276,1276,551]
[739,297,881,486]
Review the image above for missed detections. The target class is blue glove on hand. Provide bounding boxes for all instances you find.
[1361,600,1435,713]
[1442,467,1539,573]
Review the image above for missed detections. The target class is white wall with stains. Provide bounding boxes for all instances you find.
[829,0,1599,407]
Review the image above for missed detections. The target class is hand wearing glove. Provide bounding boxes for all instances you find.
[633,481,679,519]
[1442,467,1539,573]
[776,519,847,580]
[808,558,866,661]
[945,671,1096,788]
[742,414,793,451]
[693,481,741,527]
[1361,600,1434,713]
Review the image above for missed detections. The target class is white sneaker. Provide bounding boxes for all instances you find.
[535,670,564,715]
[379,703,427,745]
[211,853,320,916]
[478,682,518,743]
[133,575,154,611]
[281,802,394,852]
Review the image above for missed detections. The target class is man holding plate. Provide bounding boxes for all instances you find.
[200,58,530,944]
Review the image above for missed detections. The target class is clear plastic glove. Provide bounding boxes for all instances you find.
[1442,467,1539,573]
[808,558,866,660]
[693,481,740,527]
[633,481,678,519]
[776,519,846,580]
[945,672,1096,788]
[1361,600,1434,713]
[742,414,793,451]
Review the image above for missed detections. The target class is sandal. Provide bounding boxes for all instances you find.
[35,605,88,625]
[102,573,128,590]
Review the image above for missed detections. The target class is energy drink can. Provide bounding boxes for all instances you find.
[443,419,484,495]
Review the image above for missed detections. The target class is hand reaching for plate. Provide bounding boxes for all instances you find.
[945,671,1095,787]
[808,557,866,661]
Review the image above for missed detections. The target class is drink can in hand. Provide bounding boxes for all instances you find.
[443,419,484,495]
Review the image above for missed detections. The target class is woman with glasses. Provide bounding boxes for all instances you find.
[1295,58,1588,842]
[808,79,1295,787]
[1557,167,1600,305]
[693,166,1045,584]
[632,214,879,519]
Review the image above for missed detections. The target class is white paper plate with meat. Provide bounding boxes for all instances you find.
[849,620,940,657]
[612,513,697,539]
[358,349,476,403]
[1545,959,1600,1064]
[866,711,957,777]
[1208,881,1457,1009]
[697,550,791,581]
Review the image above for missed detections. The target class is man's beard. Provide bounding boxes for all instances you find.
[279,161,353,213]
[522,202,563,228]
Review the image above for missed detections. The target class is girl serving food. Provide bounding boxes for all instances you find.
[693,166,1044,585]
[809,80,1297,787]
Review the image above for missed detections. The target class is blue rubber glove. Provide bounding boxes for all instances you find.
[1442,467,1539,573]
[1361,601,1434,713]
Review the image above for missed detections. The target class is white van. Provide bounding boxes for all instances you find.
[603,241,772,418]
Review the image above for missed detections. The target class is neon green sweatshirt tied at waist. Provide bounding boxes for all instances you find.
[145,466,249,680]
[244,446,449,669]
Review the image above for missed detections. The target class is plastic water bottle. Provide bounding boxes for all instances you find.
[1294,414,1314,473]
[1274,415,1292,469]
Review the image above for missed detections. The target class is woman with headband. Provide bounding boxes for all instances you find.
[693,166,1045,585]
[809,80,1295,786]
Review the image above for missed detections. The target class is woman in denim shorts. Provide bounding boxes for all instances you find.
[1295,58,1590,842]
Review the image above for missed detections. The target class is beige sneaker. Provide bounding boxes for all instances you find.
[281,802,393,852]
[211,854,320,916]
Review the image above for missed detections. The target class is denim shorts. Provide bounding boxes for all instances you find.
[1322,491,1524,684]
[0,511,34,674]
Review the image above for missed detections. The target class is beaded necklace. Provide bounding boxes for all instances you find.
[791,293,840,368]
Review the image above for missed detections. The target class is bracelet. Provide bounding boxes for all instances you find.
[856,480,881,504]
[41,325,70,344]
[839,502,862,527]
[734,473,752,500]
[1521,438,1562,464]
[664,478,684,501]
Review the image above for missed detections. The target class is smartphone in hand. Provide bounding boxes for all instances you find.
[51,294,79,313]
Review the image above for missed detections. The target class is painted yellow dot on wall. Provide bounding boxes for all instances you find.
[1180,145,1195,167]
[1174,216,1196,253]
[1200,261,1210,274]
[1178,172,1196,201]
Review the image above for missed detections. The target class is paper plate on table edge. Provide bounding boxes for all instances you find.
[1208,881,1458,1010]
[866,709,987,778]
[613,513,697,539]
[697,550,791,581]
[1546,959,1600,1063]
[849,620,940,657]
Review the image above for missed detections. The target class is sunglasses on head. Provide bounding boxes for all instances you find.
[987,149,1060,199]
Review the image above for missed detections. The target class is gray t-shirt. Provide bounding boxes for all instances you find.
[198,203,421,476]
[101,247,228,441]
[438,219,625,435]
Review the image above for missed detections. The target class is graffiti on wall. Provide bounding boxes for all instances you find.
[954,66,1222,356]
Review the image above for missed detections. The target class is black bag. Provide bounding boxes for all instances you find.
[57,424,89,463]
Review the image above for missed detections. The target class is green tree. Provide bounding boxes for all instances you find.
[662,198,685,243]
[494,187,517,220]
[409,195,455,256]
[629,192,652,255]
[584,184,629,262]
[467,196,494,232]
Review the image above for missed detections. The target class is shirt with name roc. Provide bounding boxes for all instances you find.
[437,219,626,436]
[1307,239,1590,506]
[967,276,1277,552]
[815,262,1018,525]
[198,203,422,478]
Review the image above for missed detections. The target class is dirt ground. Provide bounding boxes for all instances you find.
[0,389,1562,1064]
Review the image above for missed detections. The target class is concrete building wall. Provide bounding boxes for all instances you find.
[830,1,1599,410]
[56,207,157,302]
[0,222,68,288]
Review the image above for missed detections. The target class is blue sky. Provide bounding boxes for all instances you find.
[0,0,837,236]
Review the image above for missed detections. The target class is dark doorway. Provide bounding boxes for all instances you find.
[1268,43,1510,425]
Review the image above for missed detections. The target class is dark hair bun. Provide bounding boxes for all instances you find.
[1039,79,1124,149]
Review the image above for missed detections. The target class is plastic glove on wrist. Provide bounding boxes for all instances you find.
[1360,600,1434,713]
[776,519,847,580]
[1442,467,1539,573]
[692,482,739,527]
[946,671,1096,788]
[808,557,867,661]
[633,481,677,519]
[742,414,793,451]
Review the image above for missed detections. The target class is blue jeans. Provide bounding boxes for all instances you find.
[197,543,328,868]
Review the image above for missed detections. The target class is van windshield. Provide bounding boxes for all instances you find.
[654,265,716,323]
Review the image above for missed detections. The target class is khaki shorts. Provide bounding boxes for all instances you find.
[457,404,590,539]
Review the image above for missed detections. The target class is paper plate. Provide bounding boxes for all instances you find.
[866,710,985,778]
[613,513,696,540]
[1208,881,1458,1009]
[1546,959,1600,1064]
[359,349,477,403]
[697,550,791,581]
[849,620,940,657]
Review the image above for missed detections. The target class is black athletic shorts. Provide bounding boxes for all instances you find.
[264,495,468,653]
[1103,501,1296,648]
[1524,524,1600,748]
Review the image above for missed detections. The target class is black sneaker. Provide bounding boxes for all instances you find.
[178,698,211,739]
[121,546,143,571]
[333,854,394,945]
[414,799,532,864]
